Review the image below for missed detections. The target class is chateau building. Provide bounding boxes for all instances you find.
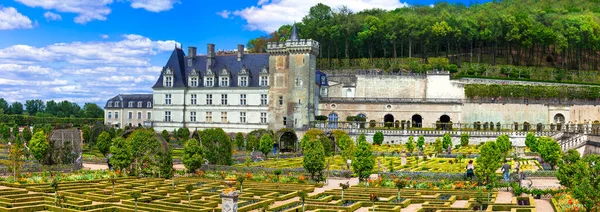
[143,24,325,133]
[104,94,153,128]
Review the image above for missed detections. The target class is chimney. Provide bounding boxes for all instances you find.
[237,44,244,62]
[188,46,197,58]
[207,44,215,70]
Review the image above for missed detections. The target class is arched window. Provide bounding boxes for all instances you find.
[554,113,565,123]
[328,113,339,129]
[147,102,152,108]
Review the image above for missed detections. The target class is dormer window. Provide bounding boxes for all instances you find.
[205,77,214,87]
[164,67,173,87]
[260,75,269,87]
[147,102,152,107]
[259,66,269,87]
[220,77,229,87]
[204,68,214,87]
[239,76,248,87]
[189,68,199,87]
[137,102,142,107]
[238,66,249,87]
[190,77,198,87]
[128,102,133,107]
[108,101,113,107]
[219,67,230,87]
[115,101,120,107]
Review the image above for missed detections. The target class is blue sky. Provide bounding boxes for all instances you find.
[0,0,487,107]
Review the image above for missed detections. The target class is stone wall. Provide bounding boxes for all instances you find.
[353,75,427,98]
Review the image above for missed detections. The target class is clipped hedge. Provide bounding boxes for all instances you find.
[0,114,102,126]
[464,84,600,100]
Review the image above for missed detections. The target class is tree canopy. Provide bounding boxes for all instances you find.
[0,98,103,118]
[248,1,600,75]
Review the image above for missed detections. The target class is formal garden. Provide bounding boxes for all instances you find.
[0,124,598,211]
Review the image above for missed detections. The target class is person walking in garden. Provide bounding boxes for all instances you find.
[466,160,475,180]
[501,160,511,183]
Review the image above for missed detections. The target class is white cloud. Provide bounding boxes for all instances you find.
[15,0,113,24]
[233,0,408,32]
[0,34,179,66]
[0,35,177,105]
[0,7,33,30]
[216,10,231,19]
[100,34,110,39]
[43,11,62,21]
[129,0,179,12]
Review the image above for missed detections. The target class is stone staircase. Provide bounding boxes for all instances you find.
[557,133,588,152]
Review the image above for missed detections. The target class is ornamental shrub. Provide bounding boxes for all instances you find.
[417,135,425,153]
[460,133,470,147]
[303,138,325,180]
[22,126,32,142]
[161,130,169,141]
[373,131,384,145]
[234,132,244,150]
[525,133,538,152]
[537,137,561,170]
[352,133,374,182]
[442,133,452,151]
[96,131,112,157]
[496,135,512,159]
[199,128,232,165]
[182,139,203,174]
[29,131,49,164]
[369,120,376,128]
[406,136,415,153]
[259,134,273,157]
[476,141,502,185]
[110,137,132,172]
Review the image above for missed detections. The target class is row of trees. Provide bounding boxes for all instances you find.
[465,84,600,100]
[249,1,600,71]
[0,98,103,118]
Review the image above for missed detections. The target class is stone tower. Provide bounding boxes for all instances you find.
[267,24,320,130]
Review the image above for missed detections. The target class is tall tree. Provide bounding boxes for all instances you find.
[352,133,374,182]
[25,99,45,115]
[0,98,8,114]
[83,103,104,118]
[8,102,23,114]
[303,138,325,180]
[182,139,203,174]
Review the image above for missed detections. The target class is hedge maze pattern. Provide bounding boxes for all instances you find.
[0,178,538,212]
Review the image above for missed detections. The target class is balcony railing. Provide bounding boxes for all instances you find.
[320,97,600,105]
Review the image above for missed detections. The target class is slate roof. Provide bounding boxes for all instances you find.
[153,47,270,89]
[152,46,328,89]
[105,94,153,109]
[316,70,328,86]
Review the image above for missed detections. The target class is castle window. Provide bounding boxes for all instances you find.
[261,94,268,106]
[137,112,141,119]
[328,113,339,128]
[137,102,142,107]
[260,76,269,87]
[115,101,119,107]
[190,112,197,122]
[206,112,212,122]
[220,76,229,87]
[108,101,113,107]
[221,112,228,123]
[206,94,213,105]
[128,112,132,119]
[115,112,119,119]
[164,111,171,122]
[128,102,133,108]
[165,94,171,105]
[279,96,283,106]
[205,77,214,87]
[191,94,197,105]
[165,76,173,87]
[147,112,151,120]
[239,76,248,87]
[108,112,112,119]
[295,78,303,87]
[190,77,198,87]
[221,94,228,105]
[261,112,267,124]
[240,112,246,123]
[147,102,152,108]
[240,94,247,105]
[283,117,287,126]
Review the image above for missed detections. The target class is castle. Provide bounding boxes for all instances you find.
[103,24,600,134]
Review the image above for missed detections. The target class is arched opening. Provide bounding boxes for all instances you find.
[277,129,298,153]
[554,113,565,123]
[439,115,451,130]
[384,114,394,128]
[412,114,423,128]
[328,113,338,129]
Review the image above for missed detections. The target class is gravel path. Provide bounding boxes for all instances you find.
[535,199,555,212]
[495,191,514,203]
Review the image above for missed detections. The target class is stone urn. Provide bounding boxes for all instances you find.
[400,150,407,166]
[221,177,240,212]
